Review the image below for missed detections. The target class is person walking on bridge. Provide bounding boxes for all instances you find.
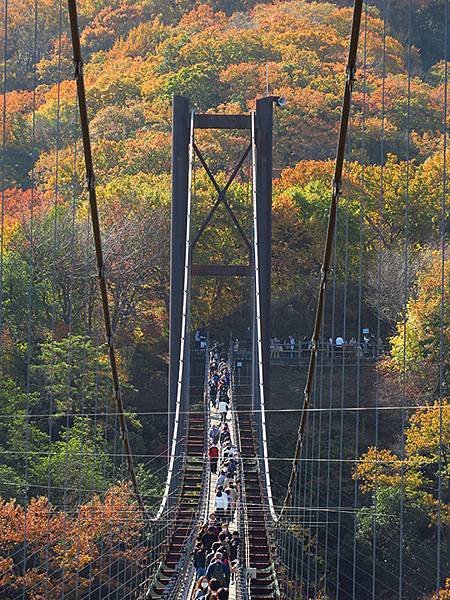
[209,382,218,407]
[209,444,219,474]
[289,335,296,358]
[192,575,209,599]
[229,531,240,561]
[215,488,228,520]
[226,483,238,516]
[193,543,207,580]
[209,424,220,446]
[206,579,221,597]
[216,471,227,489]
[206,552,229,588]
[218,398,228,425]
[202,526,218,552]
[219,425,230,446]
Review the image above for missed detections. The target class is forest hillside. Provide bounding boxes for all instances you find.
[0,0,448,598]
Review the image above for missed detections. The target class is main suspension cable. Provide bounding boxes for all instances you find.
[280,0,363,517]
[66,0,146,518]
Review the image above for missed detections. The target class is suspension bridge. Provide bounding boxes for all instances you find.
[0,0,447,598]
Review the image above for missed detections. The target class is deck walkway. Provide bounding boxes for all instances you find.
[207,401,238,600]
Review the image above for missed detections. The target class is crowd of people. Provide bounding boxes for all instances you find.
[230,329,386,361]
[191,347,242,599]
[269,335,297,358]
[327,333,385,358]
[268,333,385,359]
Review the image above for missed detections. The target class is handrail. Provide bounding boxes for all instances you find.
[243,365,281,598]
[250,110,277,523]
[153,109,195,523]
[141,110,196,596]
[236,341,389,362]
[230,360,251,600]
[168,343,212,600]
[231,348,280,598]
[162,457,209,600]
[249,0,363,524]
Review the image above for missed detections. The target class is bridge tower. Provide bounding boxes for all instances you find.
[168,95,275,439]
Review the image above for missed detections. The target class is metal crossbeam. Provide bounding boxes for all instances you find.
[191,264,252,277]
[194,114,252,129]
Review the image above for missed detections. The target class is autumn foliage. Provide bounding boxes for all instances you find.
[0,0,448,597]
[0,484,146,599]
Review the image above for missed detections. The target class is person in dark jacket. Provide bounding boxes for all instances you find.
[225,460,236,478]
[229,531,240,561]
[220,523,232,544]
[209,424,220,445]
[207,513,219,535]
[219,426,231,446]
[196,523,208,544]
[206,579,220,599]
[193,543,207,579]
[209,383,218,406]
[205,553,229,587]
[217,532,231,561]
[201,526,218,552]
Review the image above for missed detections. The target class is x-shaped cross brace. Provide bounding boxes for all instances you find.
[191,142,252,253]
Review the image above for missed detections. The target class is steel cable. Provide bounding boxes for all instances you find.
[352,4,368,597]
[280,0,363,518]
[66,0,146,518]
[0,0,7,346]
[436,0,448,592]
[398,0,412,595]
[371,0,387,594]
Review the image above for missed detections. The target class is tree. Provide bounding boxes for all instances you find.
[354,401,449,495]
[356,485,447,599]
[0,0,63,90]
[31,417,114,508]
[7,204,98,337]
[389,250,449,400]
[0,378,49,501]
[354,401,449,598]
[0,483,146,598]
[31,336,113,415]
[364,247,429,324]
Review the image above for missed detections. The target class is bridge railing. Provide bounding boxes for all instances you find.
[163,343,211,599]
[234,340,389,364]
[230,366,251,600]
